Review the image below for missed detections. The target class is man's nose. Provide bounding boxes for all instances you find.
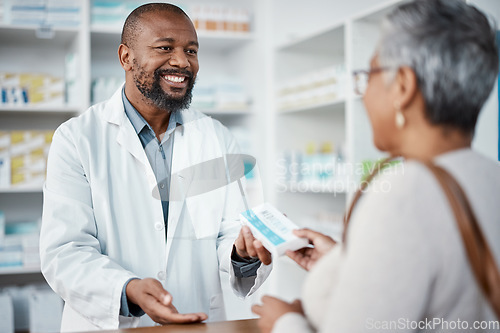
[168,48,189,68]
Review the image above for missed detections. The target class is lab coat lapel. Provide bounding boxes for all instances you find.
[166,117,204,261]
[102,84,157,189]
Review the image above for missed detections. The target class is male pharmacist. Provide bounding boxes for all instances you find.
[40,3,272,331]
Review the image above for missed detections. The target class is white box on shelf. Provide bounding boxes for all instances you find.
[239,203,308,257]
[0,211,4,245]
[0,293,14,333]
[28,289,63,333]
[0,131,10,189]
[4,285,35,332]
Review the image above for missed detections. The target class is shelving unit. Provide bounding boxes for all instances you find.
[278,99,345,115]
[0,0,270,322]
[0,188,42,194]
[0,266,40,275]
[265,0,500,304]
[0,106,81,115]
[272,18,347,223]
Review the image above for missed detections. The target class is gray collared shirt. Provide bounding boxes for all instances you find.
[122,88,178,226]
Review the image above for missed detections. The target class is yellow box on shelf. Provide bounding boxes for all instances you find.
[0,131,10,189]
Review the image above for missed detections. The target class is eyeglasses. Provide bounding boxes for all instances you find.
[352,67,394,96]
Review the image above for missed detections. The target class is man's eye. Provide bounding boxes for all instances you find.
[186,49,198,55]
[158,46,172,51]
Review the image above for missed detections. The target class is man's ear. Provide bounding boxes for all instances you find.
[395,66,419,110]
[118,44,132,71]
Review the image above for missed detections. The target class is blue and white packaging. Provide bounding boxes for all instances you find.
[239,203,308,257]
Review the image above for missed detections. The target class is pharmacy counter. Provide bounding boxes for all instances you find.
[79,319,259,333]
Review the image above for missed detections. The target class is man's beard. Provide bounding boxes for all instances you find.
[133,62,195,113]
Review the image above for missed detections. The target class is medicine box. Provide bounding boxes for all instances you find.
[239,203,308,257]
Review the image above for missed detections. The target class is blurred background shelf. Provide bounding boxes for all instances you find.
[0,106,81,115]
[278,98,345,115]
[0,266,40,275]
[0,24,79,48]
[277,23,345,56]
[0,188,43,194]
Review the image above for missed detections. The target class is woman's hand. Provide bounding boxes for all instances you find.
[286,228,336,271]
[252,296,304,333]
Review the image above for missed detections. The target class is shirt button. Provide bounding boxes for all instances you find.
[160,183,165,189]
[157,271,166,281]
[154,222,164,230]
[158,146,163,152]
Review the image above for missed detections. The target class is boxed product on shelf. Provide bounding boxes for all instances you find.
[0,131,10,188]
[189,4,251,33]
[0,247,23,268]
[46,0,81,27]
[191,78,250,111]
[2,284,62,333]
[91,0,140,29]
[3,0,81,26]
[0,130,53,188]
[65,52,80,106]
[28,288,63,333]
[1,220,40,268]
[278,142,349,193]
[0,211,4,244]
[10,131,50,188]
[0,293,14,333]
[3,285,35,332]
[92,77,122,104]
[0,1,4,24]
[276,65,347,111]
[191,85,215,109]
[0,72,65,107]
[7,0,45,25]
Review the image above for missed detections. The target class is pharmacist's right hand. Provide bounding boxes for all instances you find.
[126,278,208,324]
[286,229,336,271]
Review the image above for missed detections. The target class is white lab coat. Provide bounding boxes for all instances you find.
[40,85,271,331]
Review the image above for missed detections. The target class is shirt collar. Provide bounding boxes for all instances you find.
[121,87,183,136]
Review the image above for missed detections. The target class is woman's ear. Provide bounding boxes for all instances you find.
[395,66,419,110]
[118,44,132,71]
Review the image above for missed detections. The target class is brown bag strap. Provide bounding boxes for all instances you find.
[343,158,500,319]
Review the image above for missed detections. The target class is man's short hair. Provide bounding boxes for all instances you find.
[121,3,190,47]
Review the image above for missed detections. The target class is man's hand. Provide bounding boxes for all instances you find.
[126,278,207,324]
[286,228,336,271]
[234,225,272,265]
[252,296,304,333]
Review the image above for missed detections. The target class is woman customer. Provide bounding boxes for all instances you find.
[252,0,500,332]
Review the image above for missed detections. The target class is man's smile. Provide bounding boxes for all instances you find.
[160,73,190,89]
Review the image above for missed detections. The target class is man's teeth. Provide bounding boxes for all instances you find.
[164,75,185,83]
